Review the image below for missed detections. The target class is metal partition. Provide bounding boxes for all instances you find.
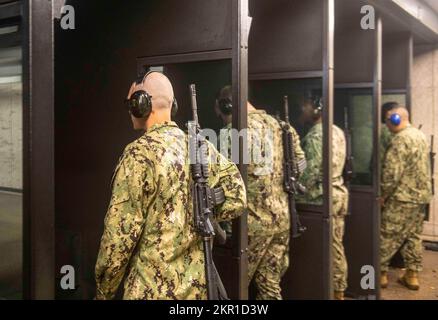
[0,0,24,300]
[20,0,56,299]
[54,0,249,299]
[334,0,382,299]
[382,32,413,267]
[248,0,334,300]
[383,32,412,110]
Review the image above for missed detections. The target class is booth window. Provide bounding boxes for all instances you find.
[382,93,406,107]
[0,23,23,299]
[335,89,374,186]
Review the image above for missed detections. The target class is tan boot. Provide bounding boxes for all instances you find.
[381,271,388,289]
[334,291,345,300]
[398,270,420,290]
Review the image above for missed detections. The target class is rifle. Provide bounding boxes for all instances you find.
[189,84,228,300]
[281,96,307,238]
[431,135,435,196]
[343,106,354,215]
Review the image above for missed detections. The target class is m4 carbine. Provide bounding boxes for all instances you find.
[281,96,307,238]
[431,135,435,196]
[343,106,354,215]
[189,84,228,300]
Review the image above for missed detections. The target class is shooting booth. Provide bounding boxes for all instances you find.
[52,0,250,299]
[0,1,24,300]
[334,0,382,299]
[248,0,335,299]
[382,29,414,268]
[0,0,60,300]
[8,0,438,301]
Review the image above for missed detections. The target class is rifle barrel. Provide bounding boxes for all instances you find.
[283,96,289,124]
[344,106,349,129]
[189,84,228,300]
[190,84,198,125]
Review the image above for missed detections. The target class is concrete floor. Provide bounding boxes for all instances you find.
[381,249,438,300]
[0,192,22,299]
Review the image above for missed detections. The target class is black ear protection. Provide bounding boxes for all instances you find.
[171,96,178,118]
[125,71,178,119]
[303,91,323,116]
[311,96,323,115]
[217,96,233,115]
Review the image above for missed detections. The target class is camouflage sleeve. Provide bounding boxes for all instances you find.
[380,127,393,164]
[289,126,307,174]
[216,124,233,162]
[95,152,153,300]
[212,150,247,222]
[299,132,322,190]
[381,136,407,199]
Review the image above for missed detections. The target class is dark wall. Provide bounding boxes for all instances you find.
[55,0,232,299]
[249,0,324,74]
[162,61,232,133]
[383,33,410,90]
[335,0,375,84]
[249,78,322,137]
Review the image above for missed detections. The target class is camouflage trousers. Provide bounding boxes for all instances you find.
[380,199,425,272]
[248,231,290,300]
[333,216,348,292]
[332,190,349,292]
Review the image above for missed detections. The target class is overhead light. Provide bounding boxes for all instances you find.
[0,25,19,35]
[0,75,21,84]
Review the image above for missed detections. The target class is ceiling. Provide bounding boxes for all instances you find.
[424,0,438,13]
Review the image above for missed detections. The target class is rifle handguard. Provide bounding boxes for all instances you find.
[297,158,307,174]
[295,181,307,195]
[212,187,225,206]
[211,187,227,245]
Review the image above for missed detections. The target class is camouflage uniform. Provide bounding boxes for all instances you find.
[297,123,349,292]
[380,126,393,164]
[222,110,305,300]
[380,125,432,273]
[246,110,305,300]
[95,121,246,300]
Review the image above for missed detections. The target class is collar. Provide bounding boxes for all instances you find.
[396,123,411,135]
[310,122,323,130]
[249,109,267,115]
[146,121,179,134]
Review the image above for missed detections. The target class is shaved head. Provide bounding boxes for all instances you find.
[126,72,175,131]
[390,107,409,121]
[386,106,410,133]
[128,72,174,110]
